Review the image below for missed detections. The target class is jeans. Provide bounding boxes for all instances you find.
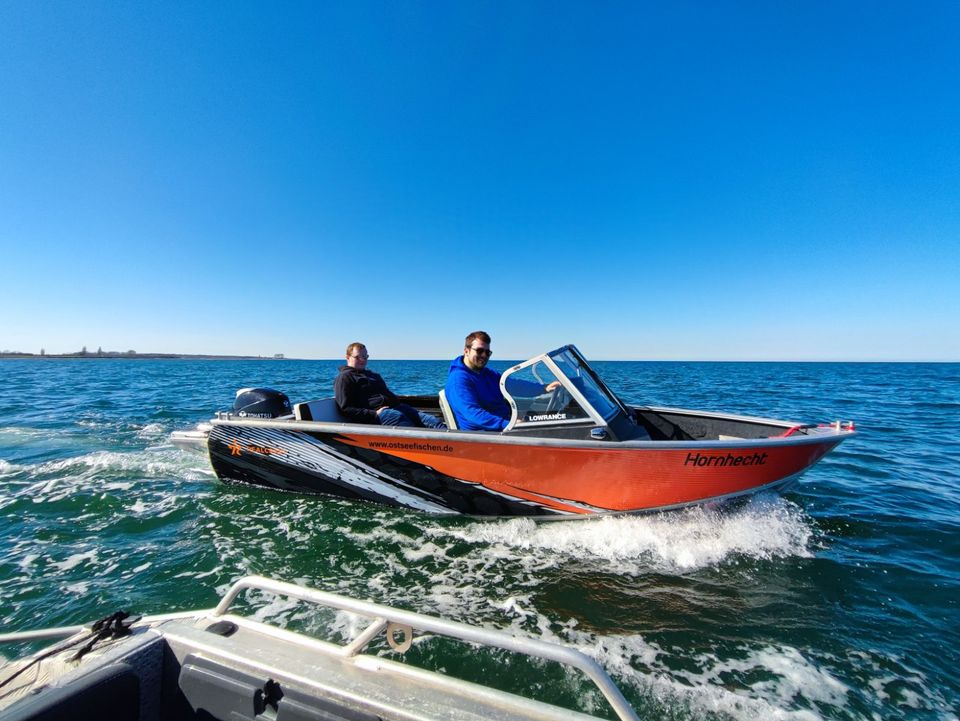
[377,404,446,429]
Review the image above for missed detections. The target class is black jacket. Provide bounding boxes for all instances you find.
[334,365,400,424]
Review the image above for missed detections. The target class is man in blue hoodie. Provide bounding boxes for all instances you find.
[445,331,560,431]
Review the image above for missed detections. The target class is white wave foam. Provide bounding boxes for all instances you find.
[8,449,215,500]
[17,553,40,571]
[326,500,816,632]
[136,423,167,439]
[479,608,842,720]
[128,494,182,517]
[743,645,848,706]
[102,481,135,491]
[51,550,99,572]
[857,650,956,718]
[36,449,205,478]
[657,642,954,720]
[433,497,813,575]
[330,610,370,643]
[0,427,47,442]
[173,565,224,581]
[423,581,951,721]
[247,596,302,624]
[0,459,22,476]
[318,499,853,719]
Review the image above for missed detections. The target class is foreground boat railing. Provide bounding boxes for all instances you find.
[0,610,199,645]
[0,627,85,645]
[1,575,640,721]
[216,576,639,721]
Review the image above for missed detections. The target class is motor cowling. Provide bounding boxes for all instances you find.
[233,388,291,418]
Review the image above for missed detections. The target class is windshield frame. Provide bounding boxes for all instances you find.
[499,345,620,431]
[558,345,632,419]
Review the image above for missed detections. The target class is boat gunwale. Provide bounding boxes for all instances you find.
[205,409,854,451]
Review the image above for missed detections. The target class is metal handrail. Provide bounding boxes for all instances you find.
[1,576,640,721]
[0,611,198,646]
[0,626,85,644]
[215,576,640,721]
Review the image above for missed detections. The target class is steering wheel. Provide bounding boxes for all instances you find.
[545,386,570,413]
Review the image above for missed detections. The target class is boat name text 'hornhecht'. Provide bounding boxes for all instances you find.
[684,452,768,467]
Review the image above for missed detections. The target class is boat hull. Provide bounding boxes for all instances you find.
[205,421,849,517]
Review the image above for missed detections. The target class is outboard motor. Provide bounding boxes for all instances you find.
[233,388,291,418]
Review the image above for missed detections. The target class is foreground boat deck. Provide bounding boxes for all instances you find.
[0,577,639,721]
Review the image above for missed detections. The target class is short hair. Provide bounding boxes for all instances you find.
[464,331,491,348]
[345,342,366,357]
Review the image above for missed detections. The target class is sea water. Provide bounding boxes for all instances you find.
[0,359,957,720]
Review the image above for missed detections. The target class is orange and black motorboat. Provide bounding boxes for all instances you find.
[171,345,855,517]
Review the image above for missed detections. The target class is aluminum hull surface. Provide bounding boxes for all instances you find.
[0,576,640,721]
[200,411,852,517]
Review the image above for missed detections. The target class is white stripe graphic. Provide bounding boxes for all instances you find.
[219,426,452,513]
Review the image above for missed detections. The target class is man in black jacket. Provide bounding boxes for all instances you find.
[334,342,446,428]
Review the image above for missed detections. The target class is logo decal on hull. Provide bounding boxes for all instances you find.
[227,438,287,456]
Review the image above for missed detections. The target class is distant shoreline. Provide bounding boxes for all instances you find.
[0,352,290,360]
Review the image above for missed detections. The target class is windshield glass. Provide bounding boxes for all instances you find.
[548,348,620,421]
[504,360,590,424]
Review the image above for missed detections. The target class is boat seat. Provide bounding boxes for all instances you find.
[293,399,348,424]
[437,390,458,430]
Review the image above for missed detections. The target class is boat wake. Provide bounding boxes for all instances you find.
[0,459,22,477]
[300,500,952,720]
[441,496,815,575]
[3,446,214,486]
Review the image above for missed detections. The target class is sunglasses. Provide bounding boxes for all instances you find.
[468,347,492,356]
[350,353,369,359]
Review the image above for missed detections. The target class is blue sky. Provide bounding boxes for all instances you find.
[2,1,958,361]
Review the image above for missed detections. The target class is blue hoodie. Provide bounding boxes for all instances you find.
[445,356,510,431]
[445,356,546,431]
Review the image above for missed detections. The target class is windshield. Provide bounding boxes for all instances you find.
[503,360,590,425]
[547,347,620,421]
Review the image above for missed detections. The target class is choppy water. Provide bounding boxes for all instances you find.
[1,358,957,720]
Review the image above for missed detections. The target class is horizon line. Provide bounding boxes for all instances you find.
[2,353,957,364]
